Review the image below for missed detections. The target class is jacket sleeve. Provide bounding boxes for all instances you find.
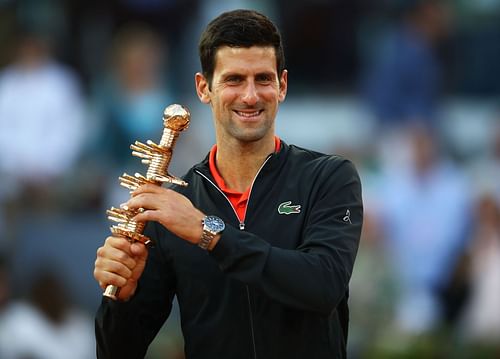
[95,223,176,359]
[209,159,363,315]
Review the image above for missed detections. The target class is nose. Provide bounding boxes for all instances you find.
[241,81,258,106]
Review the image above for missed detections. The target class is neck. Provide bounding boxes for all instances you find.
[215,136,275,192]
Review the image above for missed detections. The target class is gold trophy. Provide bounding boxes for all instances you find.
[103,104,190,300]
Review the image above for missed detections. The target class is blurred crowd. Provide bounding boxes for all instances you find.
[0,0,499,358]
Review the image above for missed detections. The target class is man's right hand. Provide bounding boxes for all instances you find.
[94,236,148,301]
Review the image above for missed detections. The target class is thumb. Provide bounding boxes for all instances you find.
[130,242,147,257]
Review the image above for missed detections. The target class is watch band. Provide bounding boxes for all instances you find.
[198,228,216,250]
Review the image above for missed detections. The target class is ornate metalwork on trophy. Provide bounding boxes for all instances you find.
[103,104,190,300]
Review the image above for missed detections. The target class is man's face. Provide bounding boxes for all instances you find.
[196,46,287,145]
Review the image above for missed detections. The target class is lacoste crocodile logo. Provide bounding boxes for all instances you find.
[278,201,301,215]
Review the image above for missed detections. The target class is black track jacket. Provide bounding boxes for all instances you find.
[96,141,363,359]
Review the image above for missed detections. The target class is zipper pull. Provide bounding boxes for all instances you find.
[239,222,245,230]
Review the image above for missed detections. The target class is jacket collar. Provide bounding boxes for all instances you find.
[193,140,289,179]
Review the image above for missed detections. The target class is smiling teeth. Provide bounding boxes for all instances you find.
[237,111,260,117]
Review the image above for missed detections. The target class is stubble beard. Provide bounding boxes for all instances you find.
[225,117,274,144]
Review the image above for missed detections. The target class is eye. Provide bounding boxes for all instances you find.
[225,75,243,84]
[256,73,274,84]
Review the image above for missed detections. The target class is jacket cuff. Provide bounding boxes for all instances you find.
[208,224,241,270]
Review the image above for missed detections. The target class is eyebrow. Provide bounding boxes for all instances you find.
[220,71,277,79]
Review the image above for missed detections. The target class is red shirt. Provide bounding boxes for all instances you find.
[208,136,281,222]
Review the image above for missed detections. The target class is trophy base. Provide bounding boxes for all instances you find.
[103,285,119,300]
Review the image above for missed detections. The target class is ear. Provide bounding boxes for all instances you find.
[278,69,288,103]
[195,72,211,104]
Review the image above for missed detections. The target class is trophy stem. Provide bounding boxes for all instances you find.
[102,104,190,300]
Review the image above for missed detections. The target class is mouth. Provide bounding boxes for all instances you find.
[234,109,263,120]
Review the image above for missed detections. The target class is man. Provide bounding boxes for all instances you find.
[360,0,452,127]
[94,9,363,359]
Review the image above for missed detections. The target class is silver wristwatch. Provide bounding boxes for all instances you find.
[199,215,225,250]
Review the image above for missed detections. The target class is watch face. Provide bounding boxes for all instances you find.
[204,216,225,233]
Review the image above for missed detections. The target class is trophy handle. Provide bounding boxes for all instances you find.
[104,285,119,300]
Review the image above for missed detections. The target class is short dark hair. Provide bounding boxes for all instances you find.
[198,9,285,87]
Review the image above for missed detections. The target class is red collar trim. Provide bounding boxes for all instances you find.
[208,136,281,194]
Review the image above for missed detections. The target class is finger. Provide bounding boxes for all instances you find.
[95,253,133,275]
[132,184,164,196]
[95,250,134,276]
[97,242,137,270]
[132,209,161,223]
[125,192,156,211]
[94,269,128,289]
[104,236,133,253]
[94,253,131,286]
